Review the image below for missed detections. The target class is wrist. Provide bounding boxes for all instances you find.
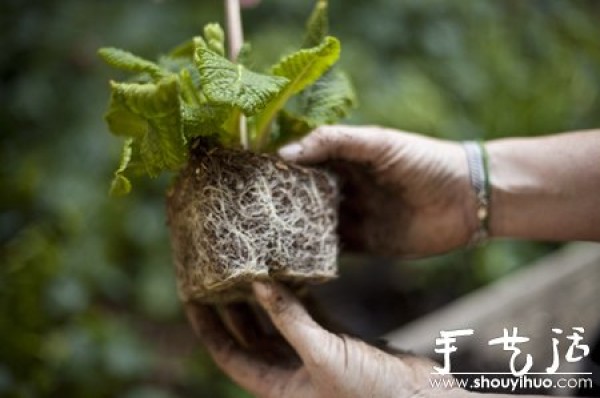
[485,138,546,239]
[442,141,482,250]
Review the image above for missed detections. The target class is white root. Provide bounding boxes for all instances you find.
[167,147,339,302]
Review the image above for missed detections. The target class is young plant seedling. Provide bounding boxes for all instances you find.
[99,0,356,302]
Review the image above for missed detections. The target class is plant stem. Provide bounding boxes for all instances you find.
[225,0,243,60]
[225,0,248,149]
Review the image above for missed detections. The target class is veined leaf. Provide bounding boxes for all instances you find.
[108,76,187,177]
[178,68,203,106]
[139,123,185,177]
[167,23,225,59]
[268,72,356,149]
[182,103,230,138]
[298,2,355,126]
[159,56,195,76]
[110,78,178,118]
[109,138,134,196]
[168,39,195,59]
[204,23,225,56]
[194,48,289,115]
[100,1,356,195]
[110,174,131,196]
[303,0,329,48]
[270,110,314,150]
[237,43,254,67]
[204,23,224,43]
[253,36,340,149]
[271,36,340,95]
[98,47,166,80]
[271,71,356,149]
[194,36,208,51]
[105,92,148,138]
[298,69,356,124]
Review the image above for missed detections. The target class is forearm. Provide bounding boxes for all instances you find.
[486,130,600,241]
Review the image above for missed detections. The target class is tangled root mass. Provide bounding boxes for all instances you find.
[166,145,339,302]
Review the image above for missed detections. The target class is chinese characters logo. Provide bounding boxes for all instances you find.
[433,327,590,377]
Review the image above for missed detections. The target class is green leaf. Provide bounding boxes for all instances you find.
[178,68,202,106]
[204,23,224,43]
[100,3,355,195]
[108,76,187,177]
[303,0,329,48]
[105,92,148,138]
[271,110,314,149]
[158,56,194,76]
[194,48,289,115]
[98,47,166,80]
[271,71,356,149]
[300,3,355,127]
[109,78,177,119]
[271,36,340,95]
[168,39,195,59]
[182,103,230,138]
[237,43,254,67]
[253,36,341,149]
[298,69,356,124]
[203,23,225,56]
[267,71,356,150]
[109,138,134,196]
[110,175,131,197]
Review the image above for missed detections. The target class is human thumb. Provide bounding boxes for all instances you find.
[278,126,346,164]
[278,125,391,165]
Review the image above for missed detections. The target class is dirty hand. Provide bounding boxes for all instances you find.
[278,125,476,258]
[185,282,458,398]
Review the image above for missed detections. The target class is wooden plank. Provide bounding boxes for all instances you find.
[384,243,600,394]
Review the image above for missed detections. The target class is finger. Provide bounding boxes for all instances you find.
[277,125,395,165]
[215,303,304,371]
[217,302,261,349]
[185,302,290,397]
[252,281,339,367]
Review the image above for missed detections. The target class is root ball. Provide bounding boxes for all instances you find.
[166,146,339,302]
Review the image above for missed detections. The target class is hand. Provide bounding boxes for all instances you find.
[278,125,477,258]
[185,282,458,398]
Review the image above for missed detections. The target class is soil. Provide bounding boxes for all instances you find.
[166,142,339,302]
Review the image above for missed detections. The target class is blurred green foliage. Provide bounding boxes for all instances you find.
[1,0,600,396]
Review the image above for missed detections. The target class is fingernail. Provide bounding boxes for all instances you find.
[277,143,302,160]
[252,281,273,301]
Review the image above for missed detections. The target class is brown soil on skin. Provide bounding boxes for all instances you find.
[327,160,411,256]
[166,144,339,303]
